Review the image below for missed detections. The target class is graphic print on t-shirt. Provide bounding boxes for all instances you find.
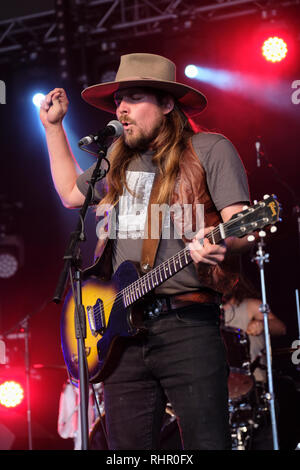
[118,170,155,239]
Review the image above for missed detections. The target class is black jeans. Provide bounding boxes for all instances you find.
[103,303,231,450]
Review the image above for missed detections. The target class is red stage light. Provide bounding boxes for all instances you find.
[0,380,24,408]
[262,36,288,62]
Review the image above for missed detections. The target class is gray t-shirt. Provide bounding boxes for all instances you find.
[76,132,250,294]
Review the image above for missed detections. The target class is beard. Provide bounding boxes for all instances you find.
[123,119,163,152]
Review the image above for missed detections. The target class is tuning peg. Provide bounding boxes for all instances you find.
[243,205,249,210]
[253,200,258,204]
[247,235,255,242]
[259,230,266,237]
[270,225,277,233]
[263,194,270,200]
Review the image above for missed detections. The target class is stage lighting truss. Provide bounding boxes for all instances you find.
[0,235,24,279]
[0,1,299,57]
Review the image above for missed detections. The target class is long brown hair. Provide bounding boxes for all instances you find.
[223,273,261,306]
[98,97,195,208]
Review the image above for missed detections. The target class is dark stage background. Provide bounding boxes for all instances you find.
[0,0,299,451]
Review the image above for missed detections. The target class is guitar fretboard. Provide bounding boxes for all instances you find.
[122,224,225,308]
[122,246,191,307]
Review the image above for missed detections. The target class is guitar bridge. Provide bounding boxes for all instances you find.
[88,299,106,336]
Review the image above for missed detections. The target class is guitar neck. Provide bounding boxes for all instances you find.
[122,246,192,307]
[118,194,281,308]
[122,224,225,308]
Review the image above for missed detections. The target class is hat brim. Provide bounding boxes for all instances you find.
[81,78,207,117]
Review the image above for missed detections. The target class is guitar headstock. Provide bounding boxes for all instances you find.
[226,194,281,239]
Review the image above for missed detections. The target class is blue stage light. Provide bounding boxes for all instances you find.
[185,65,198,78]
[32,93,45,108]
[183,63,290,112]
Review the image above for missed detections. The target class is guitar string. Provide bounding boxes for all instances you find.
[92,217,269,323]
[91,245,192,322]
[92,219,226,317]
[91,213,272,321]
[91,212,270,322]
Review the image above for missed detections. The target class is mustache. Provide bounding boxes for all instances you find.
[119,118,135,125]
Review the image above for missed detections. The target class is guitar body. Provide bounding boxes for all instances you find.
[60,261,146,384]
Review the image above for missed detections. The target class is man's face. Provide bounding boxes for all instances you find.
[114,87,173,150]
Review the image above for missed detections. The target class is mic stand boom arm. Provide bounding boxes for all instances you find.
[52,140,109,450]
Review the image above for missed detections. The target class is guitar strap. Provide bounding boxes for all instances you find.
[139,137,201,275]
[140,172,166,274]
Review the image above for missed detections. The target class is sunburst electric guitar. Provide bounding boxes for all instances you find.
[60,195,281,384]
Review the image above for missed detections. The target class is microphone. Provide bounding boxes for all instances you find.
[78,120,123,147]
[255,139,262,168]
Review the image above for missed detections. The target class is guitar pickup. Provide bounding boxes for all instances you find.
[87,305,97,336]
[87,298,106,336]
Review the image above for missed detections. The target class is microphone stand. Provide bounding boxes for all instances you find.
[254,140,300,448]
[254,139,300,273]
[52,138,109,450]
[21,316,33,451]
[252,235,279,450]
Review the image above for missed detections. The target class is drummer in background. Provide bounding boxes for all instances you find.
[222,274,286,383]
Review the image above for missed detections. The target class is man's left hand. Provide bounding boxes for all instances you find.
[189,226,227,266]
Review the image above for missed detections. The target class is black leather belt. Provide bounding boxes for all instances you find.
[144,291,221,319]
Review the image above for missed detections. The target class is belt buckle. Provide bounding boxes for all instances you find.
[145,298,164,319]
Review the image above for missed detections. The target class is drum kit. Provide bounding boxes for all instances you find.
[222,325,269,450]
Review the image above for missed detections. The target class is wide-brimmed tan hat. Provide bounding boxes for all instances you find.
[81,53,207,117]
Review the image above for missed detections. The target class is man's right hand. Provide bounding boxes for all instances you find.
[38,87,85,208]
[40,88,69,129]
